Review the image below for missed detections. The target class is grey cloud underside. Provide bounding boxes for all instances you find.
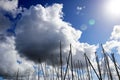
[15,23,71,65]
[16,41,65,63]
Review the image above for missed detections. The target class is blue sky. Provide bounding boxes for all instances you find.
[18,0,120,44]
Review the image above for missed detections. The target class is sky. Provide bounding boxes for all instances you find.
[0,0,120,79]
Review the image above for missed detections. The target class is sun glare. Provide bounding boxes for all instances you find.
[105,0,120,18]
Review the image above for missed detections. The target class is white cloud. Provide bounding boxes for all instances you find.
[0,0,21,76]
[103,25,120,54]
[0,0,18,12]
[0,35,33,77]
[76,6,85,15]
[110,25,120,40]
[15,3,97,66]
[0,36,19,76]
[103,40,120,53]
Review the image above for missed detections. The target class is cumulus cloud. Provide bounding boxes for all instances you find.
[0,35,33,77]
[103,40,120,53]
[0,2,98,78]
[0,0,23,77]
[110,25,120,40]
[0,0,18,12]
[15,4,97,66]
[103,25,120,54]
[98,25,120,80]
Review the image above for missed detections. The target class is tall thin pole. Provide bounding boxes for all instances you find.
[111,53,120,80]
[63,53,71,80]
[70,44,74,80]
[101,44,113,80]
[60,41,63,80]
[84,53,91,80]
[41,63,46,80]
[95,52,102,80]
[78,60,82,80]
[80,61,85,80]
[84,53,100,80]
[38,58,40,80]
[16,68,19,80]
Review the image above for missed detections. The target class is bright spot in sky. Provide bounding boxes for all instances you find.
[80,24,87,31]
[89,19,95,26]
[105,0,120,18]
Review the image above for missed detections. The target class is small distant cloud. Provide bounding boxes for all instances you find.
[76,6,85,15]
[77,6,83,11]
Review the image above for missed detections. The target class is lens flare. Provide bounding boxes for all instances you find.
[89,19,95,26]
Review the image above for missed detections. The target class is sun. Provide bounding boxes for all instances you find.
[104,0,120,18]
